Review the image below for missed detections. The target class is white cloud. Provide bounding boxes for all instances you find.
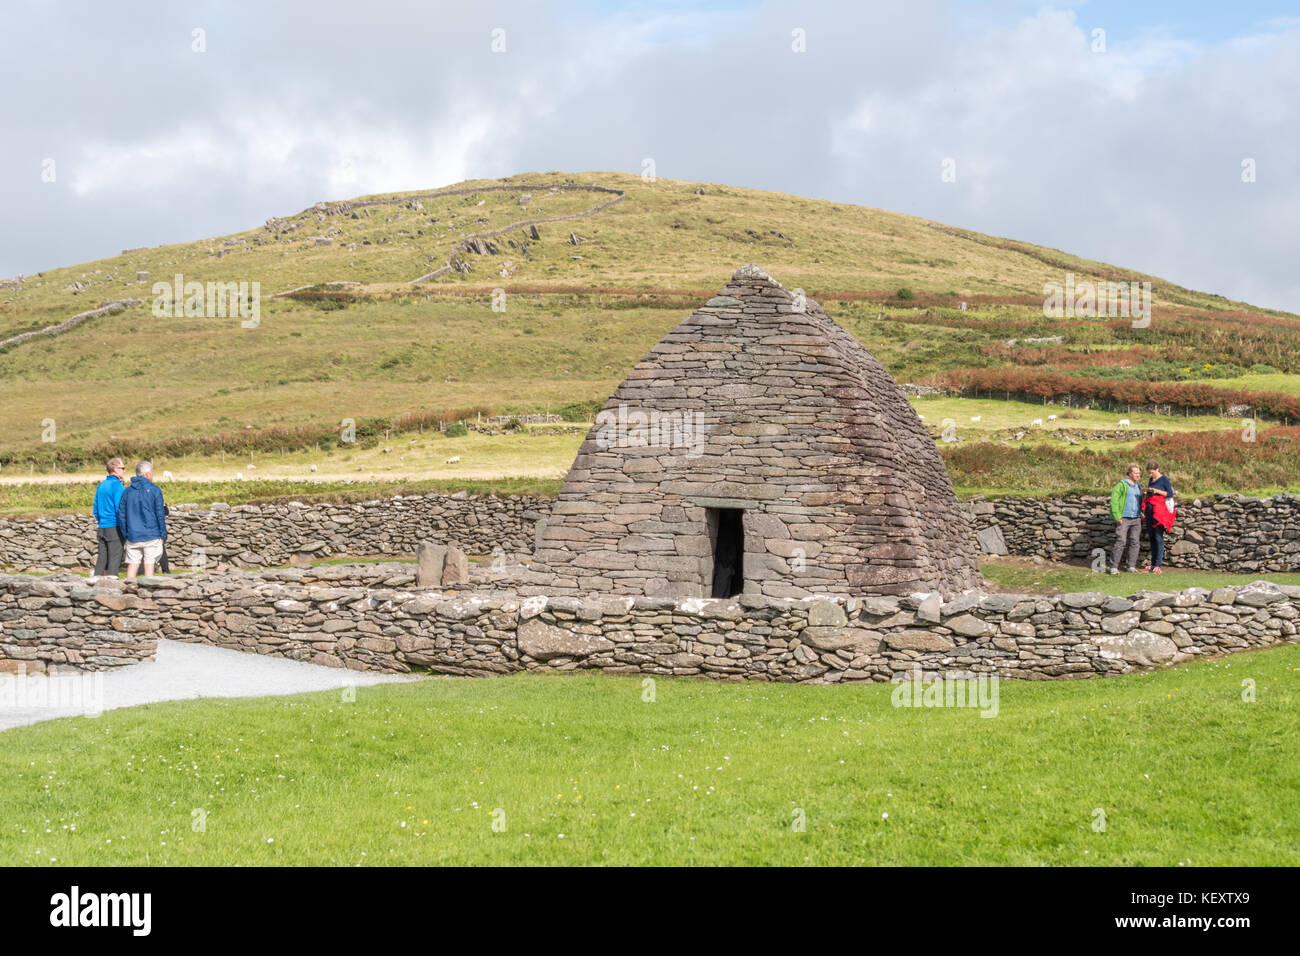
[3,1,1297,311]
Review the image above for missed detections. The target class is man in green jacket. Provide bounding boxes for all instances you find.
[1108,463,1142,574]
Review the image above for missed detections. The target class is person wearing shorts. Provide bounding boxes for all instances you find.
[116,459,167,579]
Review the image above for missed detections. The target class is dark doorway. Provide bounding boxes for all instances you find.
[708,508,744,598]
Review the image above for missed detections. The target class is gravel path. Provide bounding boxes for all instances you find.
[0,639,422,732]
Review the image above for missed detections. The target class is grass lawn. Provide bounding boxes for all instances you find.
[1188,372,1300,396]
[3,645,1297,866]
[979,559,1300,595]
[910,395,1243,436]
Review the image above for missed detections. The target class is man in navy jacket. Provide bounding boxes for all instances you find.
[117,460,167,579]
[91,457,127,578]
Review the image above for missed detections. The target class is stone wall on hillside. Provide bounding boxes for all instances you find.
[962,494,1300,572]
[0,577,158,673]
[0,493,548,573]
[4,572,1295,682]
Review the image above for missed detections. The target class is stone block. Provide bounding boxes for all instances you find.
[517,618,614,660]
[945,614,990,637]
[884,630,955,652]
[807,600,847,627]
[1093,630,1177,666]
[416,542,448,587]
[975,525,1008,555]
[916,593,942,624]
[441,548,469,586]
[1100,611,1140,634]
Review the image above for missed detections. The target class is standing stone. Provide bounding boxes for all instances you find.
[416,542,448,587]
[441,547,469,586]
[975,525,1008,555]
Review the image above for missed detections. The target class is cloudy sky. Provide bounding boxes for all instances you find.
[3,0,1298,311]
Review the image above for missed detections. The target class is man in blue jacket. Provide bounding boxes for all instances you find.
[91,457,127,578]
[117,460,167,579]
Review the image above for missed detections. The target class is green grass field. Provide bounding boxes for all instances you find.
[978,560,1300,595]
[1189,372,1300,396]
[909,396,1245,436]
[3,645,1297,866]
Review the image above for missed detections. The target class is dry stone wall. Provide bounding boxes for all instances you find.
[0,576,158,674]
[963,493,1300,572]
[0,493,546,573]
[2,489,1300,572]
[3,491,1298,578]
[4,572,1295,682]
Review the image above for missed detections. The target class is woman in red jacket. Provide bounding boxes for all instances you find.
[1142,461,1174,573]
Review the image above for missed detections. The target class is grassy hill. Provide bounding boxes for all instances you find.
[3,170,1299,506]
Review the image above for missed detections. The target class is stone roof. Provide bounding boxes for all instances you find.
[524,264,983,599]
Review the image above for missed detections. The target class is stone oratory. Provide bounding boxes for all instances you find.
[525,264,982,599]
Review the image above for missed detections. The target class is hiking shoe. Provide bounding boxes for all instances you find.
[1108,568,1119,575]
[1152,567,1163,574]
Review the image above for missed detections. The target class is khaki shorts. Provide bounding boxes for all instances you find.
[124,538,164,565]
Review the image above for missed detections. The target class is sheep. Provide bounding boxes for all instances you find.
[1047,414,1057,421]
[1118,419,1131,427]
[445,455,461,464]
[309,464,317,472]
[235,472,243,481]
[1031,419,1043,427]
[970,416,982,423]
[162,470,174,481]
